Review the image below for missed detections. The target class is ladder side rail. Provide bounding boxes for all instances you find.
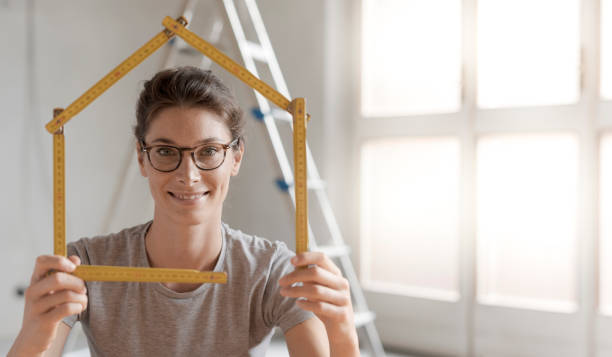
[243,0,291,98]
[223,0,320,251]
[160,0,200,69]
[261,110,320,252]
[339,255,371,312]
[198,19,225,68]
[222,0,295,186]
[364,322,387,357]
[339,252,385,356]
[304,144,348,247]
[179,0,200,25]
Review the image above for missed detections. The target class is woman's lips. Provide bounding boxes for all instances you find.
[168,191,209,203]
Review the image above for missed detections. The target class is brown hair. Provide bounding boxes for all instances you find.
[134,66,244,146]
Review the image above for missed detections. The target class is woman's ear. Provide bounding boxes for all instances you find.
[136,142,148,178]
[230,140,245,176]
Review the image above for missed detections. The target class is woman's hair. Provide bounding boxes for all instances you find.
[134,66,245,146]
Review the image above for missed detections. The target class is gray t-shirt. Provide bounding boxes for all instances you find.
[62,221,313,356]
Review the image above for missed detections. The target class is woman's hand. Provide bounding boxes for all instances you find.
[9,255,87,357]
[279,252,359,356]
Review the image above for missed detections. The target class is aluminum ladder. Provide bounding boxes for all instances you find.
[221,1,386,355]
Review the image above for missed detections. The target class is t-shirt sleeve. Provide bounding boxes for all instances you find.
[262,242,315,333]
[61,241,87,328]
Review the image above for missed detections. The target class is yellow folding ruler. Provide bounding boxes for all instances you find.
[290,98,308,254]
[46,16,309,283]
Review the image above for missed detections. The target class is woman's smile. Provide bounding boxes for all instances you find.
[168,190,210,205]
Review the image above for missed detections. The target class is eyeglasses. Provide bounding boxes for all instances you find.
[140,138,239,172]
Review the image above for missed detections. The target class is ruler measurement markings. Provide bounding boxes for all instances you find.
[292,98,308,254]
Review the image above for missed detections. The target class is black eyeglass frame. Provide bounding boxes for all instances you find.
[139,137,240,172]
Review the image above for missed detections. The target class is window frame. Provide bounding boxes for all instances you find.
[336,0,612,354]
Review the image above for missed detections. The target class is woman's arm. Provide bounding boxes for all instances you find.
[284,317,329,356]
[279,252,360,357]
[44,323,72,357]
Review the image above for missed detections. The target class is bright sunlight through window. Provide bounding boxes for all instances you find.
[361,137,460,299]
[361,0,462,116]
[478,0,580,108]
[476,134,578,312]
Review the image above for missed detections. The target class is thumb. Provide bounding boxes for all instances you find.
[67,255,81,266]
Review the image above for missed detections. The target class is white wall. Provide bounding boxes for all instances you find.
[0,0,332,340]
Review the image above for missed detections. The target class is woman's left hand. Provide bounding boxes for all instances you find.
[279,252,359,354]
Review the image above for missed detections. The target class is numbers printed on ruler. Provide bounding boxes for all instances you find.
[292,98,308,254]
[53,132,66,257]
[53,108,66,257]
[73,265,228,284]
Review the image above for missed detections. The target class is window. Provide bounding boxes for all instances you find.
[476,133,578,311]
[361,0,462,116]
[477,0,580,108]
[350,0,611,354]
[361,137,460,298]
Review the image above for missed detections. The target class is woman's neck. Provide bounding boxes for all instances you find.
[144,211,223,273]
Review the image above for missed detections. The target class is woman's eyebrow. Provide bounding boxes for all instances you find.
[150,137,225,145]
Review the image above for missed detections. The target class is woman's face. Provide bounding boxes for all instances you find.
[137,106,243,225]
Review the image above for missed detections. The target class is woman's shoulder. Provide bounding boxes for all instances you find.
[221,223,297,283]
[67,221,151,265]
[222,223,293,262]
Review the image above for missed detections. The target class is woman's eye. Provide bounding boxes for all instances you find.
[156,147,176,156]
[200,146,219,157]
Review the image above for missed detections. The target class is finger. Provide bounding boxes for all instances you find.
[33,290,88,315]
[27,272,86,301]
[44,302,86,323]
[30,255,76,284]
[68,255,81,266]
[295,299,350,321]
[280,283,350,307]
[291,252,342,276]
[279,265,349,291]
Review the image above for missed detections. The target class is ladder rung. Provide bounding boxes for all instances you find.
[313,244,350,258]
[275,178,326,192]
[354,311,376,328]
[251,107,292,122]
[245,41,268,61]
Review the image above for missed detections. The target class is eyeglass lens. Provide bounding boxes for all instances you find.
[149,144,226,171]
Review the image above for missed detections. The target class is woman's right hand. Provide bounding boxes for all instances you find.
[9,255,87,356]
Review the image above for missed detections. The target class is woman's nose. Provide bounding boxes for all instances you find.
[175,152,201,184]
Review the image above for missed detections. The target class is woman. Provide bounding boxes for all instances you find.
[8,67,359,356]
